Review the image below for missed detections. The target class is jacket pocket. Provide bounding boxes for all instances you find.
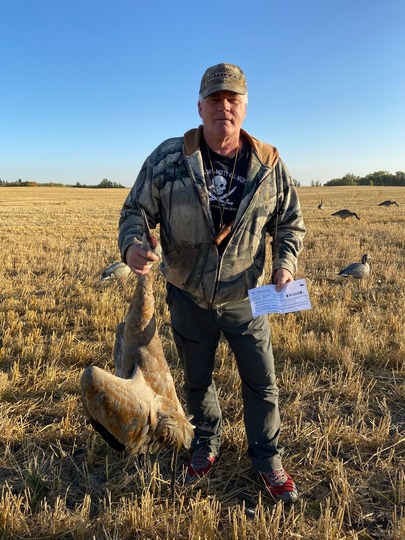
[164,242,216,291]
[222,243,265,290]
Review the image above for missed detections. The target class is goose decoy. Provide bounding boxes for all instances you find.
[81,209,193,491]
[101,261,131,281]
[318,200,324,210]
[331,209,361,220]
[338,254,371,280]
[377,200,399,207]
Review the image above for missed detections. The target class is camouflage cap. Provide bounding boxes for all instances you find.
[199,63,247,99]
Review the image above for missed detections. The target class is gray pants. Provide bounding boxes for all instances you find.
[166,284,283,472]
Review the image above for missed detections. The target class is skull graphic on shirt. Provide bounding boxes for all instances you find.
[209,175,237,204]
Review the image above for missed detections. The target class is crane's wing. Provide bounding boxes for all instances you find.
[81,365,154,450]
[80,365,193,453]
[86,416,126,452]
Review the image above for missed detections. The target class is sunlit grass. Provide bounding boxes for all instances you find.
[0,186,404,539]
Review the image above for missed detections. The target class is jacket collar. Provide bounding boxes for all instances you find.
[183,126,279,169]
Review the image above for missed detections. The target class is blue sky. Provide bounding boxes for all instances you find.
[1,0,404,186]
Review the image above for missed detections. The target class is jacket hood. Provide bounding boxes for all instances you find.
[183,126,279,169]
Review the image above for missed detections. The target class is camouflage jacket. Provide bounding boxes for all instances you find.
[118,126,306,309]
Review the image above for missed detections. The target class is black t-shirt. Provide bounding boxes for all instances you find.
[201,136,250,251]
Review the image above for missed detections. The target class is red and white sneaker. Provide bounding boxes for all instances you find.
[259,468,299,502]
[186,446,217,481]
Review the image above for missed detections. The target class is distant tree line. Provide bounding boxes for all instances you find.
[323,170,405,187]
[2,171,404,189]
[73,178,126,188]
[0,179,65,187]
[0,178,126,188]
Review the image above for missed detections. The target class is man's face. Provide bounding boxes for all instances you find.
[198,90,247,141]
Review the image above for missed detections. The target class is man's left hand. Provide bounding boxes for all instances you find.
[273,268,294,292]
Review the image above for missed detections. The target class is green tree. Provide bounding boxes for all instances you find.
[394,171,405,186]
[99,178,113,188]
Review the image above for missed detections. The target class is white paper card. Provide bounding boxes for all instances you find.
[248,278,312,316]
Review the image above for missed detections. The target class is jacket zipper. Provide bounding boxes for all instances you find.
[208,252,222,309]
[207,168,277,309]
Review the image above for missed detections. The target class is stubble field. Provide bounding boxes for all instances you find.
[0,186,404,539]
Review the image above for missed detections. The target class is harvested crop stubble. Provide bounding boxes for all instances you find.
[0,186,404,539]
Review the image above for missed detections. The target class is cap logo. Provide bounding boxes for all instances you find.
[209,68,239,81]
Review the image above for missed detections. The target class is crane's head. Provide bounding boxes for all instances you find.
[140,208,162,258]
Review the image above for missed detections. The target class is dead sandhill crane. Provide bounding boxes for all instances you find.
[338,253,371,280]
[377,200,399,207]
[331,209,361,220]
[101,261,131,281]
[81,209,194,485]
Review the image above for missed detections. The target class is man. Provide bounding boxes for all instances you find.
[118,63,306,503]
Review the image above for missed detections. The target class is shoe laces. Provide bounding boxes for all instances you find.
[190,447,214,469]
[265,468,288,486]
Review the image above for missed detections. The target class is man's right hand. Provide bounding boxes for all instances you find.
[125,243,160,276]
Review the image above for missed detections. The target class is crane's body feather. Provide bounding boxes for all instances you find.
[81,210,193,454]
